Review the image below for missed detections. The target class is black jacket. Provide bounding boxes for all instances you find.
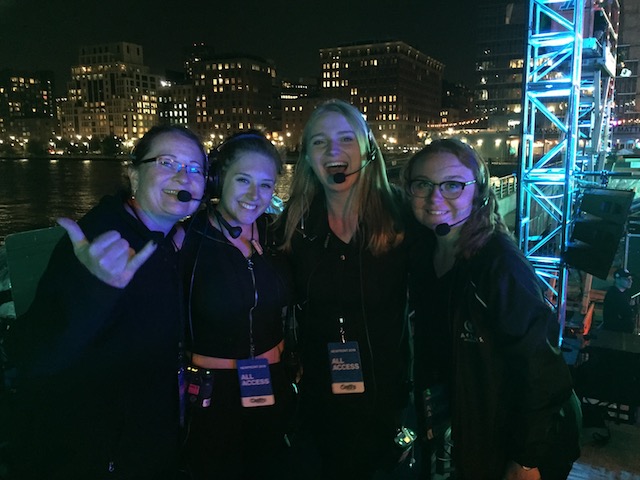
[181,210,291,358]
[5,194,183,479]
[411,232,580,479]
[284,194,412,421]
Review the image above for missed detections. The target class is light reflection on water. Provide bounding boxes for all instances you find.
[0,155,411,245]
[0,158,295,245]
[0,158,129,245]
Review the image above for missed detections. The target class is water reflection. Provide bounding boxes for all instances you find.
[0,158,295,245]
[0,156,409,244]
[276,164,295,203]
[0,158,130,244]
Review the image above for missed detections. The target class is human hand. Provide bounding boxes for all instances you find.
[57,217,157,289]
[503,461,541,480]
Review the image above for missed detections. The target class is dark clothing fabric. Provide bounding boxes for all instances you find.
[182,211,290,358]
[181,210,293,479]
[282,194,412,479]
[411,231,581,480]
[603,286,634,333]
[4,194,183,480]
[185,364,294,480]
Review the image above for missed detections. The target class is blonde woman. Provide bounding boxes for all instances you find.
[279,99,412,479]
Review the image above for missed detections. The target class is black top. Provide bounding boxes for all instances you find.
[6,194,183,477]
[283,193,412,419]
[181,210,291,358]
[411,240,454,391]
[603,286,634,333]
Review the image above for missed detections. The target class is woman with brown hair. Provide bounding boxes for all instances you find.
[404,138,581,480]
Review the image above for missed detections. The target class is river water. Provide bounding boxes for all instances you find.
[0,156,518,245]
[0,157,298,245]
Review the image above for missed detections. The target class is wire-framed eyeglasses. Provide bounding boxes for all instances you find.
[140,155,205,176]
[408,179,476,199]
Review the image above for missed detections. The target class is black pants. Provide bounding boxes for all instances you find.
[283,404,405,480]
[185,363,295,480]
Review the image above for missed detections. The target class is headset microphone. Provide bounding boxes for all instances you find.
[434,198,489,237]
[435,216,472,237]
[434,222,453,237]
[212,208,242,239]
[333,157,373,184]
[177,190,241,238]
[176,190,204,203]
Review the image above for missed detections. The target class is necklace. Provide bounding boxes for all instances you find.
[250,222,263,256]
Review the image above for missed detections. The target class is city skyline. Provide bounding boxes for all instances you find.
[0,0,478,95]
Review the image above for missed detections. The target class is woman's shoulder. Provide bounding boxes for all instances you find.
[77,194,129,239]
[472,230,516,255]
[470,232,525,271]
[470,232,541,292]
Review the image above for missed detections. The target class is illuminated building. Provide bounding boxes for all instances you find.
[440,81,475,125]
[59,42,161,140]
[183,43,216,83]
[189,52,279,141]
[0,69,56,142]
[158,81,195,128]
[280,77,320,151]
[612,0,640,149]
[475,1,527,131]
[319,40,444,148]
[158,58,197,131]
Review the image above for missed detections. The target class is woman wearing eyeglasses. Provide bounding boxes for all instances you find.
[5,125,206,479]
[404,139,581,480]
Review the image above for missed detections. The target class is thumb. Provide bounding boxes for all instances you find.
[57,217,87,246]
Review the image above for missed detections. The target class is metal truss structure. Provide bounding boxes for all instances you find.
[518,0,620,343]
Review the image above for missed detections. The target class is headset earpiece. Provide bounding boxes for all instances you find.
[206,130,273,199]
[367,130,377,162]
[206,149,223,199]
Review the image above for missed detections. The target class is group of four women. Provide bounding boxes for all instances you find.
[5,99,580,480]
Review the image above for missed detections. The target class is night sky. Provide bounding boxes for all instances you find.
[0,0,478,95]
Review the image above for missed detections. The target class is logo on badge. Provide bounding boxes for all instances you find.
[460,320,484,343]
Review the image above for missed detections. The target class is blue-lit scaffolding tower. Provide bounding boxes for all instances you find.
[518,0,619,344]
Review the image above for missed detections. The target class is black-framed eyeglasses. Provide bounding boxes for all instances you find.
[140,155,205,176]
[408,179,476,199]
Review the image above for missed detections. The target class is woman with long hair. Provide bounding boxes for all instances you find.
[181,131,293,480]
[404,138,581,480]
[279,99,413,479]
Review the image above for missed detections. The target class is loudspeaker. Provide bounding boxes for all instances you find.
[578,188,635,225]
[563,188,635,279]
